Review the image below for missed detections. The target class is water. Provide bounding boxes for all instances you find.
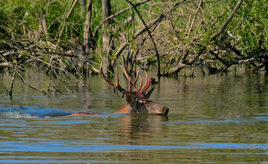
[0,69,267,163]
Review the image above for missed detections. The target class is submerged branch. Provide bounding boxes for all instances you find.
[210,50,255,68]
[16,70,48,95]
[9,70,16,98]
[0,36,85,97]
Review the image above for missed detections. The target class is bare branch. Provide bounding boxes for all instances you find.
[125,0,161,76]
[92,0,150,39]
[168,0,244,75]
[114,0,187,65]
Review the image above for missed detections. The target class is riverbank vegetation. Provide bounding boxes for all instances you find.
[0,0,267,96]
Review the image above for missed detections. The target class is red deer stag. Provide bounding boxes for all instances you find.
[92,62,169,115]
[0,63,168,118]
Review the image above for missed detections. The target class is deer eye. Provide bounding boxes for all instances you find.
[138,100,145,105]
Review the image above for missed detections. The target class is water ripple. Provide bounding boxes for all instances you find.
[0,141,267,153]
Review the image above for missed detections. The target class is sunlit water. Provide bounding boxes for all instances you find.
[0,69,267,163]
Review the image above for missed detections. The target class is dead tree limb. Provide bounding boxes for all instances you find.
[16,70,47,95]
[209,50,255,68]
[9,70,16,98]
[83,0,93,56]
[125,0,161,76]
[114,0,187,65]
[40,8,50,41]
[1,82,9,94]
[92,0,150,40]
[168,0,244,75]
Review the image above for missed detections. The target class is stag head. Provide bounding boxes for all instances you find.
[92,62,169,115]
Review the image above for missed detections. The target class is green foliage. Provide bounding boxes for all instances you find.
[237,0,267,55]
[0,0,267,75]
[205,0,267,57]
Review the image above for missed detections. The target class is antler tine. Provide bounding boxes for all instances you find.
[138,71,150,95]
[121,55,141,88]
[92,62,128,94]
[135,75,143,93]
[115,67,128,94]
[92,62,114,87]
[132,71,140,86]
[144,72,150,91]
[121,65,140,87]
[121,65,132,82]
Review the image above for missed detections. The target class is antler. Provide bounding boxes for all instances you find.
[92,61,153,99]
[92,62,127,95]
[121,56,142,92]
[92,62,114,86]
[121,65,141,92]
[137,71,151,98]
[120,63,151,98]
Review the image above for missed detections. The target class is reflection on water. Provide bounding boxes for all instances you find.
[0,69,267,163]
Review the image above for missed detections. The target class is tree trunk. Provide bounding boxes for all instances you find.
[83,0,93,56]
[102,0,111,75]
[80,0,86,18]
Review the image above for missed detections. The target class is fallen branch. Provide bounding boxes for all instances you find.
[209,50,255,68]
[0,37,84,97]
[1,50,15,57]
[0,62,12,67]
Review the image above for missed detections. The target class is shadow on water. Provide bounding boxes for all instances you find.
[0,69,268,163]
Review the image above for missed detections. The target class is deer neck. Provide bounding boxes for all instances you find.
[113,103,131,114]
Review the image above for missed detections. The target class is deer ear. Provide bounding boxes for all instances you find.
[126,92,134,103]
[144,87,155,99]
